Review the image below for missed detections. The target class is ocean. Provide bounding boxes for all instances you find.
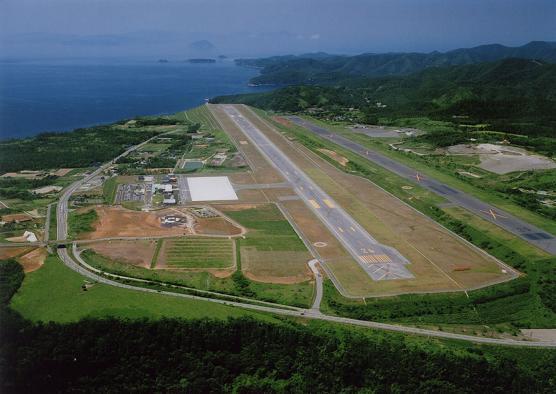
[0,60,267,140]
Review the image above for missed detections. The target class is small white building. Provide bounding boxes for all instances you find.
[23,231,38,243]
[163,196,176,204]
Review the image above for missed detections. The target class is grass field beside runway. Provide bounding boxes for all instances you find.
[221,204,312,282]
[304,116,556,236]
[10,255,277,323]
[442,206,550,260]
[236,106,510,297]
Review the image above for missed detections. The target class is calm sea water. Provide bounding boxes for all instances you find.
[0,60,267,140]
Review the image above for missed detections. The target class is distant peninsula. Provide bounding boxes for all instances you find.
[187,58,216,64]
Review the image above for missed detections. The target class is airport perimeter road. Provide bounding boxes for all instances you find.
[288,116,556,255]
[57,246,556,348]
[221,105,413,281]
[308,259,323,312]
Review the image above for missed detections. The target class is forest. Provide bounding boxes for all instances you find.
[0,116,186,173]
[214,58,556,139]
[1,257,556,393]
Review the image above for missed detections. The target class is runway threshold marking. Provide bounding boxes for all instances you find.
[323,199,335,208]
[309,199,321,209]
[361,254,392,264]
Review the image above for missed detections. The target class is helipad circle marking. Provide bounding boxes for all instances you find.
[402,185,413,190]
[314,242,327,248]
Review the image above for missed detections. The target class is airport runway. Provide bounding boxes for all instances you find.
[288,116,556,255]
[222,105,414,281]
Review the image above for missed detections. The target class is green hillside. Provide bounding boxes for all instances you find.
[214,58,556,138]
[238,41,556,86]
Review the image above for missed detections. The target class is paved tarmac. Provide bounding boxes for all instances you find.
[222,105,413,281]
[288,116,556,255]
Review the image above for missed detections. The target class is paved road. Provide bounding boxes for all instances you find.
[288,116,556,255]
[308,259,323,312]
[222,105,413,281]
[43,203,53,244]
[57,138,157,242]
[56,244,556,347]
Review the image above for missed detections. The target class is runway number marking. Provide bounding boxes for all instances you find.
[309,199,321,209]
[338,227,344,233]
[323,199,335,208]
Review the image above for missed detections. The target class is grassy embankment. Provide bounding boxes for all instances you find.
[9,255,277,323]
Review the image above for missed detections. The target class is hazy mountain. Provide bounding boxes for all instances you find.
[236,41,556,86]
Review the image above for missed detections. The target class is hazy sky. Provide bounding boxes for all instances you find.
[1,0,555,59]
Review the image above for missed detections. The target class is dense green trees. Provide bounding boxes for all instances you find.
[0,125,159,173]
[2,316,556,393]
[214,58,556,139]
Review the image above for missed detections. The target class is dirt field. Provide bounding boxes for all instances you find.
[230,105,512,297]
[317,149,349,166]
[85,206,193,239]
[0,247,32,260]
[85,206,242,239]
[1,213,33,223]
[88,240,157,268]
[51,168,73,177]
[241,249,312,284]
[17,248,47,272]
[195,217,243,236]
[272,116,292,128]
[446,143,556,174]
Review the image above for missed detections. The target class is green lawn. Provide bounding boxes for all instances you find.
[10,255,277,323]
[138,143,172,153]
[223,204,307,251]
[102,176,118,204]
[67,208,98,239]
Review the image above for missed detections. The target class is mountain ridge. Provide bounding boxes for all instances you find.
[236,41,556,86]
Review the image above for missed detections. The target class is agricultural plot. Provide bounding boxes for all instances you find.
[158,238,235,269]
[138,143,172,154]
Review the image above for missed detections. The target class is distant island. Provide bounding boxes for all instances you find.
[188,58,216,64]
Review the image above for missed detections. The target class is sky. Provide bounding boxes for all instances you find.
[1,0,555,59]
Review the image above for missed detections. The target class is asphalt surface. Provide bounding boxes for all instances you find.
[43,203,53,244]
[288,116,556,255]
[308,259,323,311]
[49,105,556,347]
[222,105,413,281]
